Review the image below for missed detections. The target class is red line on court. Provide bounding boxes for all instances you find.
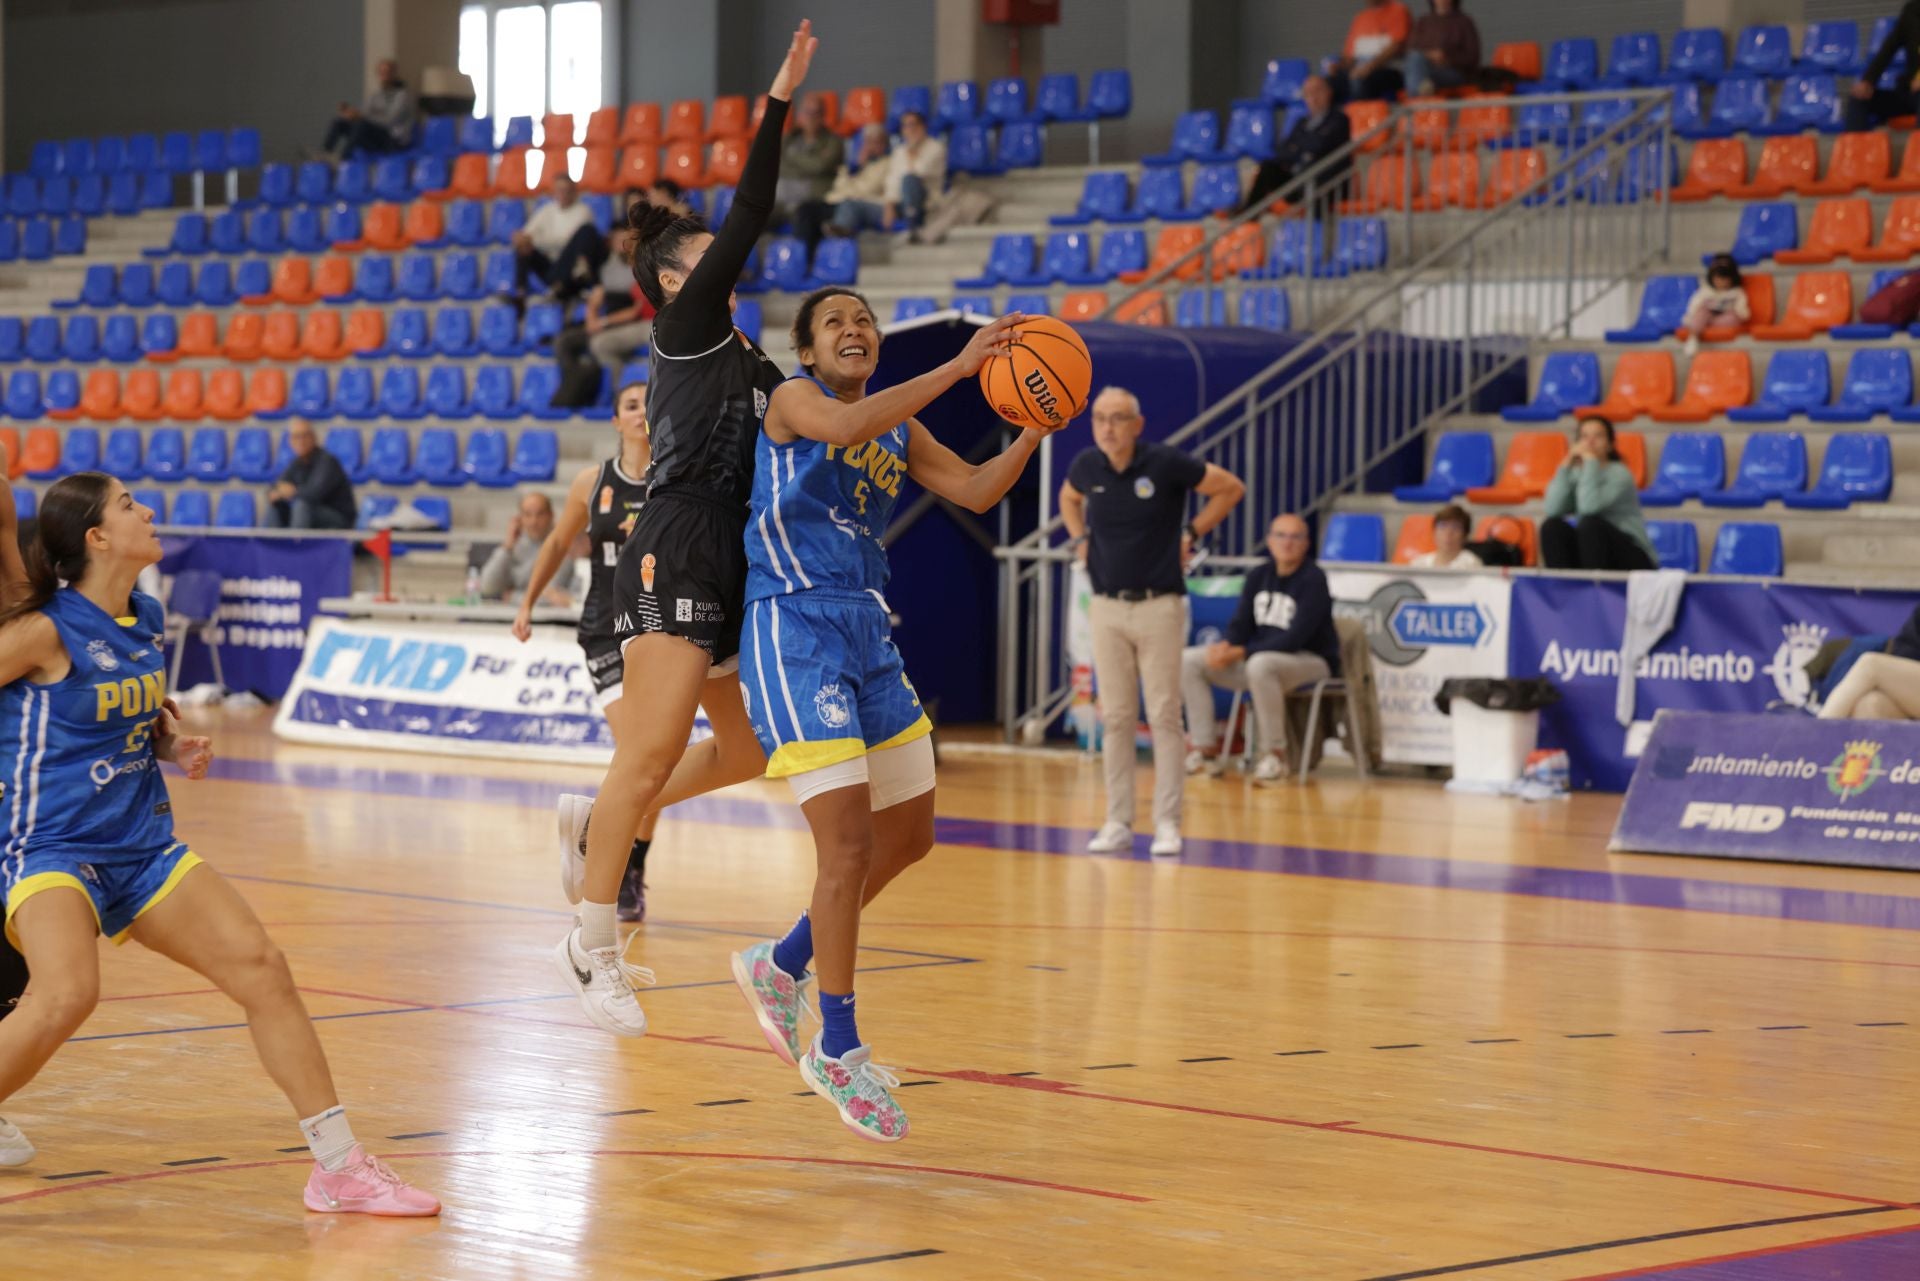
[0,1148,1150,1207]
[1567,1218,1920,1279]
[95,988,221,1004]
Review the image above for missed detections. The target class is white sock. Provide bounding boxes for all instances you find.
[579,900,618,952]
[300,1105,358,1172]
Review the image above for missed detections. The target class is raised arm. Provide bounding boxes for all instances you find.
[903,417,1046,514]
[768,314,1023,449]
[512,466,596,642]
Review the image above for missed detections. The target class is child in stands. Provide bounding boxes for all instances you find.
[1680,255,1749,354]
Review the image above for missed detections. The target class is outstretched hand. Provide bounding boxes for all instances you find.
[770,19,818,102]
[951,312,1026,377]
[154,703,214,780]
[511,607,533,643]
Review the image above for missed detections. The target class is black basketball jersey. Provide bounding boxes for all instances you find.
[580,456,649,643]
[644,324,788,510]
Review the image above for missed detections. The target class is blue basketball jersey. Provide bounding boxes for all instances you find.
[0,589,175,867]
[746,375,910,603]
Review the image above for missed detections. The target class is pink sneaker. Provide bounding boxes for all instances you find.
[303,1145,442,1217]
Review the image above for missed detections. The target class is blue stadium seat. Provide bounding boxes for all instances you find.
[1801,20,1864,75]
[933,80,979,133]
[52,215,85,258]
[27,142,58,180]
[320,428,364,483]
[194,260,235,307]
[411,152,452,195]
[1688,75,1772,137]
[1645,520,1700,571]
[510,429,558,482]
[141,313,178,357]
[185,429,228,481]
[43,372,79,419]
[170,490,211,526]
[946,124,997,175]
[522,301,564,349]
[433,308,477,357]
[371,157,412,204]
[984,77,1031,125]
[487,199,527,245]
[1003,292,1051,316]
[102,428,144,480]
[1067,229,1141,284]
[482,250,518,297]
[5,175,38,218]
[1322,513,1386,563]
[1724,202,1797,264]
[214,492,257,528]
[1145,110,1226,166]
[1128,168,1187,222]
[1667,28,1728,81]
[229,428,276,483]
[1272,220,1326,277]
[245,207,283,254]
[439,251,483,301]
[4,372,42,420]
[355,255,398,303]
[23,317,60,364]
[40,176,71,218]
[406,496,452,531]
[1641,433,1727,505]
[294,161,331,204]
[1262,58,1311,104]
[140,170,171,210]
[414,428,463,485]
[258,163,296,208]
[473,365,517,419]
[132,489,166,522]
[1225,104,1276,161]
[233,259,271,302]
[1784,432,1893,509]
[1174,288,1227,327]
[418,117,458,156]
[998,122,1044,170]
[474,304,522,357]
[957,234,1035,288]
[72,173,106,218]
[334,367,378,420]
[1037,72,1093,122]
[1763,74,1843,135]
[459,117,495,153]
[8,488,31,521]
[1710,522,1783,575]
[106,172,142,217]
[145,212,207,258]
[1027,232,1091,285]
[447,200,488,247]
[804,238,859,289]
[66,263,117,311]
[101,315,140,363]
[125,133,159,172]
[888,85,932,131]
[1731,24,1794,78]
[1517,99,1575,146]
[228,127,262,170]
[192,129,227,174]
[145,428,185,480]
[334,161,372,204]
[1606,275,1696,342]
[0,317,19,362]
[288,368,332,420]
[1185,163,1242,217]
[735,298,763,344]
[425,367,471,420]
[893,296,940,323]
[1395,432,1498,502]
[368,428,413,483]
[1728,350,1833,422]
[0,221,16,264]
[114,263,155,310]
[388,308,431,358]
[950,294,994,316]
[464,429,513,487]
[1088,69,1133,119]
[285,207,327,254]
[1701,434,1809,506]
[702,187,733,230]
[518,365,570,419]
[1237,285,1291,330]
[61,315,100,363]
[324,204,362,247]
[1332,218,1388,275]
[1814,349,1914,422]
[154,261,192,308]
[760,237,810,291]
[378,367,425,420]
[1052,172,1131,227]
[1544,38,1601,90]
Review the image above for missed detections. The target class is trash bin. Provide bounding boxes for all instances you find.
[1435,678,1561,787]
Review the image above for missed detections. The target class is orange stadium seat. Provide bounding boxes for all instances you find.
[403,200,443,246]
[300,309,347,360]
[1120,226,1206,283]
[707,137,747,187]
[1577,351,1677,422]
[1616,431,1649,488]
[541,113,574,149]
[1491,41,1542,81]
[1805,131,1890,195]
[358,203,406,251]
[614,144,659,191]
[1475,513,1537,566]
[1465,433,1568,503]
[493,148,537,198]
[449,153,491,200]
[583,106,619,147]
[662,140,707,187]
[709,95,749,139]
[205,368,246,421]
[122,370,162,421]
[1455,105,1511,148]
[20,429,60,475]
[665,98,705,143]
[1483,148,1545,205]
[273,256,317,304]
[247,368,287,418]
[162,369,206,421]
[579,146,621,194]
[261,311,301,361]
[0,428,19,478]
[1058,291,1109,321]
[1750,271,1851,339]
[79,370,122,421]
[159,313,218,362]
[1856,196,1920,261]
[1728,135,1817,198]
[1406,106,1451,151]
[1871,132,1920,192]
[1671,139,1747,202]
[1113,291,1169,325]
[839,87,885,137]
[621,103,661,146]
[1742,272,1777,327]
[1345,101,1390,151]
[1416,151,1480,210]
[223,312,263,361]
[345,308,386,356]
[1776,198,1873,264]
[1345,155,1417,212]
[314,254,355,302]
[1649,351,1752,423]
[1392,514,1435,565]
[1209,223,1266,279]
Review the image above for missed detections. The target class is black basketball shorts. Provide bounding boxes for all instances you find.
[611,490,747,670]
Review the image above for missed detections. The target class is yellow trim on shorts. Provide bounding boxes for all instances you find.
[765,737,869,779]
[110,848,203,945]
[871,713,934,755]
[4,872,100,950]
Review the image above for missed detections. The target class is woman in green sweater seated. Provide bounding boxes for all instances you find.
[1540,415,1657,572]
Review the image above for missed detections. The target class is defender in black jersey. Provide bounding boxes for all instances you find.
[553,20,819,1038]
[511,381,657,920]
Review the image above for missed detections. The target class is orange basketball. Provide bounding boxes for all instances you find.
[979,315,1092,431]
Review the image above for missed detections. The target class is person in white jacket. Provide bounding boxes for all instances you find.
[827,112,947,235]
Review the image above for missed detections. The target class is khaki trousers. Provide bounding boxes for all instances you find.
[1089,594,1188,829]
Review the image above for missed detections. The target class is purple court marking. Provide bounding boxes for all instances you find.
[1582,1222,1920,1279]
[202,756,1920,933]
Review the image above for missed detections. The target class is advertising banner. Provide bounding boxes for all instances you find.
[1612,710,1920,870]
[158,537,354,699]
[1328,569,1512,765]
[1508,578,1914,791]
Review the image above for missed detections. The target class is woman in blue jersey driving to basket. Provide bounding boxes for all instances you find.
[729,288,1058,1141]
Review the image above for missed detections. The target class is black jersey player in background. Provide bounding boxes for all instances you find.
[511,380,657,921]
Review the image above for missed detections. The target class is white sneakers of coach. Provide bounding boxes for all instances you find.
[0,1115,35,1167]
[1149,824,1183,858]
[557,793,592,906]
[1086,822,1133,853]
[553,923,654,1037]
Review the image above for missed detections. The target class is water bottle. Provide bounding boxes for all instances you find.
[463,564,483,606]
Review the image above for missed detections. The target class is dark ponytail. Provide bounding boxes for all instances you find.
[0,471,112,627]
[624,199,708,310]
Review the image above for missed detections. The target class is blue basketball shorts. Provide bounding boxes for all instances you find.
[3,842,202,949]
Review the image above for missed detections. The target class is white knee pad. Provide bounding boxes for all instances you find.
[786,754,870,805]
[867,733,936,811]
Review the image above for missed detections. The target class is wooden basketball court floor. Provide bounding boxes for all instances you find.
[4,710,1919,1281]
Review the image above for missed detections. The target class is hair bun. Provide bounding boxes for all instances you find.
[627,201,680,244]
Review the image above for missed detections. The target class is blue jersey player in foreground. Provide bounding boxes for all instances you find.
[730,290,1059,1140]
[0,473,439,1215]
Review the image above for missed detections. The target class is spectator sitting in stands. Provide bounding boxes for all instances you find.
[1181,513,1342,785]
[322,58,416,159]
[1239,74,1351,215]
[264,418,356,531]
[479,492,563,602]
[1411,504,1482,568]
[646,178,691,217]
[1326,0,1412,103]
[1848,0,1920,132]
[825,111,947,238]
[1539,415,1656,572]
[506,175,607,308]
[552,224,654,408]
[776,94,846,220]
[1680,255,1749,354]
[793,123,891,261]
[1820,604,1920,721]
[1403,0,1481,97]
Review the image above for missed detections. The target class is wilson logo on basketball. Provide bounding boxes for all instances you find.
[979,315,1092,431]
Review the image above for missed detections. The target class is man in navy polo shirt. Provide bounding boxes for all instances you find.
[1061,387,1245,857]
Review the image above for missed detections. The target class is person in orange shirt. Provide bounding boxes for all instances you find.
[1327,0,1412,102]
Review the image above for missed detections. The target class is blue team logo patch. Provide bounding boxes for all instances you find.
[814,683,852,730]
[85,639,119,672]
[1134,477,1156,500]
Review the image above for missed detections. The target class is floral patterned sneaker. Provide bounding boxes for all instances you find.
[799,1034,908,1143]
[730,941,815,1064]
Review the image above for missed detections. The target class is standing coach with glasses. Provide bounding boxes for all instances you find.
[1061,387,1245,859]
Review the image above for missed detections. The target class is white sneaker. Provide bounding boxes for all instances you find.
[1252,753,1289,786]
[0,1116,34,1167]
[1682,333,1700,357]
[1086,822,1133,853]
[1149,824,1182,858]
[556,793,592,905]
[553,924,653,1037]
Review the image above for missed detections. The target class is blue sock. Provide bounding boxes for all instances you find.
[820,989,860,1060]
[770,911,813,979]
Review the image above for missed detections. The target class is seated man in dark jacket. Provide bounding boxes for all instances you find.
[1181,513,1343,784]
[1848,0,1920,131]
[1240,75,1352,215]
[264,418,357,530]
[1404,0,1481,96]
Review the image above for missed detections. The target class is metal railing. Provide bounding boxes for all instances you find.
[998,88,1676,739]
